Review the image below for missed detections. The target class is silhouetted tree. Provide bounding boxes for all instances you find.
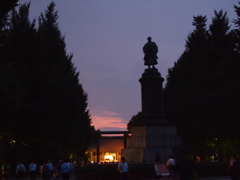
[37,2,96,161]
[164,6,240,160]
[0,0,20,135]
[233,2,240,53]
[1,2,37,138]
[0,0,18,27]
[0,2,96,163]
[127,112,142,131]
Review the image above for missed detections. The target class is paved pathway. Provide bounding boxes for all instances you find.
[149,176,231,180]
[6,175,231,180]
[199,177,230,180]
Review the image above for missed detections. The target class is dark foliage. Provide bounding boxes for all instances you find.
[0,2,96,164]
[233,2,240,53]
[0,0,18,27]
[164,4,240,160]
[127,112,142,131]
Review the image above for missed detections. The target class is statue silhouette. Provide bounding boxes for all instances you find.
[143,37,158,68]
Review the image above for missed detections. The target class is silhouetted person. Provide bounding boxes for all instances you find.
[16,162,26,180]
[228,156,239,180]
[1,161,10,180]
[29,161,37,180]
[55,160,62,180]
[117,157,129,180]
[167,155,176,180]
[40,162,50,180]
[60,159,71,180]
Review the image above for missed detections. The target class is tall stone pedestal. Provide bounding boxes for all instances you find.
[122,124,181,163]
[121,68,181,163]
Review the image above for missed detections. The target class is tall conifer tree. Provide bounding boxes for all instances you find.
[164,7,240,159]
[36,2,94,160]
[0,2,95,163]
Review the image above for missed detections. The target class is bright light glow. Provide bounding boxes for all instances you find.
[10,139,16,144]
[104,155,113,161]
[104,152,117,162]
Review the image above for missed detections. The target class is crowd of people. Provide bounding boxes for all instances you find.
[2,154,240,180]
[1,159,76,180]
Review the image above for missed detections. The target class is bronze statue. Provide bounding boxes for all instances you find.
[143,37,158,68]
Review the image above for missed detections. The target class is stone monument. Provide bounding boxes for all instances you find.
[121,37,181,163]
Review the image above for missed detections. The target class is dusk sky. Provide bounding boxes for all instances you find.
[19,0,238,131]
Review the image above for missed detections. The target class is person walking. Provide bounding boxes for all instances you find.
[167,155,176,180]
[69,160,76,180]
[55,160,62,180]
[40,162,50,180]
[117,157,129,180]
[16,162,26,180]
[46,160,53,180]
[29,161,37,180]
[228,156,239,180]
[60,159,71,180]
[1,161,10,180]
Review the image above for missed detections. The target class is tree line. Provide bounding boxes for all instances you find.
[0,1,99,165]
[164,2,240,161]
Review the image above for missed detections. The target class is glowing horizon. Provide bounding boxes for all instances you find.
[90,109,128,131]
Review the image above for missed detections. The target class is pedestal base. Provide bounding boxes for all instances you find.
[121,125,181,163]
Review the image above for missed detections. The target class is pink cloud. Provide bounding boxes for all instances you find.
[90,109,128,131]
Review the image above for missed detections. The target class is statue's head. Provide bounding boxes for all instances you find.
[147,37,152,42]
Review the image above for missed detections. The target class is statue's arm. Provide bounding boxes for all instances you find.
[143,45,146,53]
[154,43,158,53]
